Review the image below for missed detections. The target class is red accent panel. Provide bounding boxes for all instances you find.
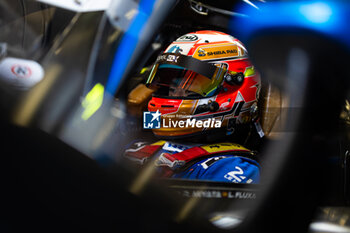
[148,97,182,114]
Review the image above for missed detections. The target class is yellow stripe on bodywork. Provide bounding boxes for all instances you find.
[151,140,167,146]
[201,142,249,153]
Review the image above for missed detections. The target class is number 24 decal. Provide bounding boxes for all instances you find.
[224,166,246,183]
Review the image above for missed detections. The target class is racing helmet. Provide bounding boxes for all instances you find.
[146,30,261,139]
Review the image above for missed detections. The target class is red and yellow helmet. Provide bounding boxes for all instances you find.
[146,30,261,139]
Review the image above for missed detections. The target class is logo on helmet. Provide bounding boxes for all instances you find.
[167,45,183,53]
[176,34,199,42]
[197,49,206,57]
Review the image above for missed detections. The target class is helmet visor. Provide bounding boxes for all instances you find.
[146,53,226,98]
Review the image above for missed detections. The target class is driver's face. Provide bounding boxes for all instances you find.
[169,86,186,97]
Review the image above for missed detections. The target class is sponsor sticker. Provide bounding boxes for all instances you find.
[11,65,32,78]
[166,45,183,53]
[193,44,239,60]
[176,34,199,42]
[201,143,248,153]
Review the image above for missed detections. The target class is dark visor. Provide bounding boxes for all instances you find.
[146,53,226,98]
